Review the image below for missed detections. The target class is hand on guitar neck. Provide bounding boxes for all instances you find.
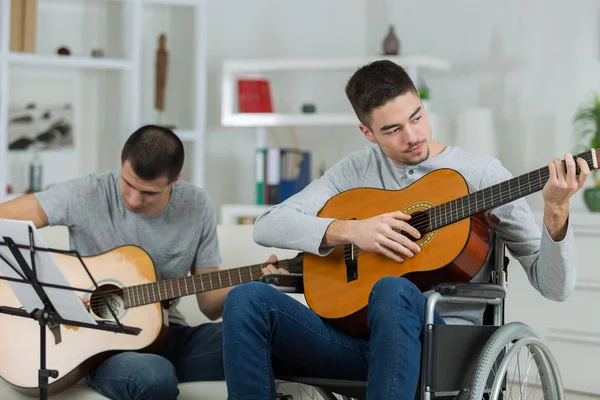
[261,254,290,275]
[541,153,591,241]
[322,211,422,263]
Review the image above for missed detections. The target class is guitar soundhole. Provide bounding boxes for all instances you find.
[89,284,125,319]
[408,211,430,237]
[402,207,437,248]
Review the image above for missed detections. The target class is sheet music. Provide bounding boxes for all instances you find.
[0,219,96,325]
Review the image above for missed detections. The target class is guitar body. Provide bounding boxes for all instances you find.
[0,246,167,396]
[303,169,496,336]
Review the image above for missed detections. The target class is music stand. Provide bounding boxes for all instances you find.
[0,219,141,400]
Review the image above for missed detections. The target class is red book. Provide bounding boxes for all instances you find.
[237,79,273,113]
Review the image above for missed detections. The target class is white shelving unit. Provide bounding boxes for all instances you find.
[219,54,451,214]
[222,112,359,128]
[221,55,451,134]
[7,52,136,70]
[0,0,207,203]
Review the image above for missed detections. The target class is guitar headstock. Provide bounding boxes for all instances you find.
[572,148,599,173]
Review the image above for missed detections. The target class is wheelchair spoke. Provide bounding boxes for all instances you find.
[517,346,523,398]
[508,344,548,400]
[471,334,558,400]
[508,345,520,400]
[521,347,533,399]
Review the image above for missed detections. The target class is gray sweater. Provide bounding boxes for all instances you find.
[254,144,576,325]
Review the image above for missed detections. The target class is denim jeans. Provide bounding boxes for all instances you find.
[222,277,445,400]
[87,322,224,400]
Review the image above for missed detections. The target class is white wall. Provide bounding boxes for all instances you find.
[201,0,600,215]
[7,0,600,212]
[6,0,369,205]
[366,0,600,212]
[202,0,369,212]
[6,0,134,192]
[5,0,196,193]
[365,2,600,394]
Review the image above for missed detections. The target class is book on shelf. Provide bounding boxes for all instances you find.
[255,147,311,205]
[10,0,37,53]
[237,79,273,113]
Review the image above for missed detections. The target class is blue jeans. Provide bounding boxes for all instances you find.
[87,322,224,400]
[222,277,445,400]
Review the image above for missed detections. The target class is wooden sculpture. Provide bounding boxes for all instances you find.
[155,34,168,112]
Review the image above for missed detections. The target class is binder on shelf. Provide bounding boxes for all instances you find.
[255,148,266,205]
[265,147,280,205]
[254,147,311,205]
[10,0,37,53]
[279,149,311,202]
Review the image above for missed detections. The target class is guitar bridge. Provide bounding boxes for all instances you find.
[344,244,358,282]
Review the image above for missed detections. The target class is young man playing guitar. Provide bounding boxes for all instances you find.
[0,125,282,400]
[220,60,591,399]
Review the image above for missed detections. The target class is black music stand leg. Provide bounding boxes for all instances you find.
[32,306,58,400]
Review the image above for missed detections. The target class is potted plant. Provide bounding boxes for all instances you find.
[573,92,600,212]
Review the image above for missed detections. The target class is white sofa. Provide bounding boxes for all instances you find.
[0,224,304,400]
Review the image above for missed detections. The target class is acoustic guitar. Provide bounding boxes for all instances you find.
[0,247,303,396]
[302,149,599,337]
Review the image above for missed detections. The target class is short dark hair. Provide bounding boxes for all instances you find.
[345,60,418,128]
[121,124,184,183]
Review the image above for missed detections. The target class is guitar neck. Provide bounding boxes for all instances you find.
[123,254,303,309]
[424,148,599,232]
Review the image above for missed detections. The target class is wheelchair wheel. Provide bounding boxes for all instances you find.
[467,322,564,400]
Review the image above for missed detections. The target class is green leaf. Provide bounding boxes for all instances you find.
[574,91,600,151]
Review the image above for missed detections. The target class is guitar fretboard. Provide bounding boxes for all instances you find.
[415,149,598,234]
[122,256,302,309]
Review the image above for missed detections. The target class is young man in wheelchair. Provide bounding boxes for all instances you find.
[221,60,590,399]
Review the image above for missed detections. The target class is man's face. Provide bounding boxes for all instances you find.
[359,91,432,166]
[119,160,173,215]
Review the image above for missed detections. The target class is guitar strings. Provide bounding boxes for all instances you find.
[417,153,594,234]
[342,162,585,259]
[398,164,569,233]
[342,173,547,248]
[86,264,289,308]
[86,259,303,309]
[86,268,271,309]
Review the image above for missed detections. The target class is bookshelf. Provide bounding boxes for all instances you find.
[0,0,208,203]
[222,112,359,128]
[220,54,451,146]
[219,54,452,211]
[221,55,450,127]
[7,52,135,70]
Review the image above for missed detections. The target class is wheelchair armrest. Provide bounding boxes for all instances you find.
[260,273,304,294]
[436,283,506,299]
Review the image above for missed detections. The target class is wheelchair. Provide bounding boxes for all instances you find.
[262,235,565,400]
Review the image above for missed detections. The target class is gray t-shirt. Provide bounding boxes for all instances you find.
[254,144,576,325]
[35,171,222,326]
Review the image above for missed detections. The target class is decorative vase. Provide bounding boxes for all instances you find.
[382,25,400,55]
[583,187,600,212]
